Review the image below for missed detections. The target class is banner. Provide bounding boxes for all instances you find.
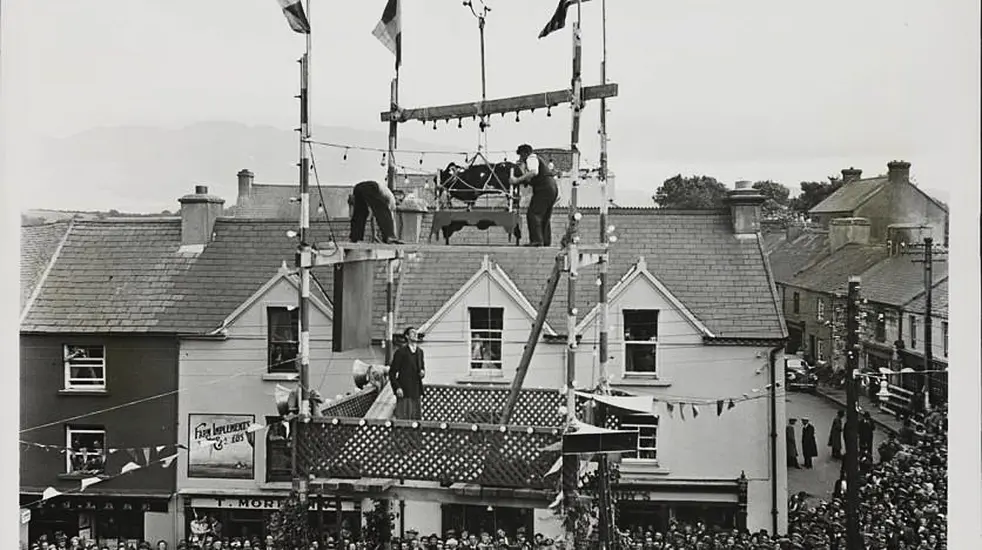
[188,414,256,479]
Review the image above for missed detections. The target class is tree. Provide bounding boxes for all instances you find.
[790,177,843,215]
[268,491,311,549]
[652,175,728,209]
[752,180,791,220]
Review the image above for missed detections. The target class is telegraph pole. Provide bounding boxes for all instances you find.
[844,276,861,549]
[919,237,934,410]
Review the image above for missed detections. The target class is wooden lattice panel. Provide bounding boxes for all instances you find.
[298,418,561,489]
[422,385,586,427]
[321,387,380,418]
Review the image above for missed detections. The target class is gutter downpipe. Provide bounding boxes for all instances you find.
[768,343,785,536]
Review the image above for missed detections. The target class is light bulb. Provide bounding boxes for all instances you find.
[286,230,298,238]
[609,235,618,243]
[573,212,582,221]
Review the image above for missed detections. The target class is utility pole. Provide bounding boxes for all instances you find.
[844,276,861,549]
[562,1,584,547]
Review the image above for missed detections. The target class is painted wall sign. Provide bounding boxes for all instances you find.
[188,413,256,479]
[189,497,357,511]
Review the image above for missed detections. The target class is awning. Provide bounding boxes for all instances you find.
[574,391,656,416]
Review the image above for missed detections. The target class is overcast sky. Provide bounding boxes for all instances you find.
[1,0,979,202]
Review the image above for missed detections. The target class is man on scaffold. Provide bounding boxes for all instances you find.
[510,144,558,247]
[349,180,403,244]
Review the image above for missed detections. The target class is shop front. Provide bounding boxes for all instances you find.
[21,493,171,545]
[611,480,745,534]
[440,504,534,540]
[183,494,361,540]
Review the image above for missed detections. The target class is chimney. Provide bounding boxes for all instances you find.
[887,160,910,185]
[725,181,765,236]
[179,185,225,248]
[237,169,254,206]
[841,167,862,184]
[829,217,870,252]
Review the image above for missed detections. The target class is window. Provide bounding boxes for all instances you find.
[621,414,659,461]
[942,321,948,357]
[792,292,800,314]
[816,339,826,361]
[469,307,503,372]
[265,417,291,482]
[909,315,917,349]
[623,310,658,374]
[816,298,825,321]
[66,426,106,475]
[874,310,887,342]
[64,345,106,390]
[268,307,299,373]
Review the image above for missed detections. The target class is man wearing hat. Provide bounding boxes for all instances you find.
[801,418,818,468]
[509,144,559,247]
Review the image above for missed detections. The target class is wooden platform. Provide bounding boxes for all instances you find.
[313,241,607,266]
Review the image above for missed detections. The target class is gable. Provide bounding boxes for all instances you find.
[578,266,712,341]
[221,274,332,338]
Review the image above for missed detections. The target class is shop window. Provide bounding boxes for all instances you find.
[469,307,503,372]
[66,426,106,475]
[268,307,299,373]
[64,345,106,390]
[623,309,658,374]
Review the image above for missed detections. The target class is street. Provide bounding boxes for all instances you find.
[785,391,886,505]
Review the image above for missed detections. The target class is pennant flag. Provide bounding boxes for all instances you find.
[160,454,179,469]
[246,422,265,433]
[539,0,593,39]
[276,0,311,34]
[372,0,402,67]
[691,404,699,418]
[548,490,564,509]
[108,448,119,456]
[156,445,165,454]
[545,458,562,477]
[716,400,725,416]
[142,447,151,464]
[665,402,674,417]
[728,399,736,411]
[128,449,141,464]
[42,487,62,501]
[121,462,141,474]
[80,477,102,491]
[679,402,686,420]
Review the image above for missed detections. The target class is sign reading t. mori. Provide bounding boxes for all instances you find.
[188,414,256,479]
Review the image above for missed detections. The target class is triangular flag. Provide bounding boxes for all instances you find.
[538,0,594,40]
[246,422,265,433]
[80,477,102,491]
[121,462,141,474]
[691,404,699,418]
[142,447,151,464]
[156,445,165,454]
[679,402,686,420]
[275,0,311,34]
[545,458,562,477]
[372,0,402,67]
[160,454,179,468]
[727,399,736,411]
[42,487,62,501]
[651,397,659,416]
[716,400,724,416]
[548,491,564,509]
[665,402,674,418]
[108,448,120,456]
[128,449,141,464]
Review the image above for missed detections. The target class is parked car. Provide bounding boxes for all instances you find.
[785,357,818,392]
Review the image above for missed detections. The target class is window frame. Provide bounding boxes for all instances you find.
[620,414,659,462]
[468,307,504,375]
[65,426,107,476]
[874,309,887,343]
[941,321,948,357]
[816,339,826,361]
[622,309,659,376]
[792,292,800,314]
[909,315,917,349]
[267,306,300,374]
[63,345,107,391]
[265,416,291,482]
[816,298,825,321]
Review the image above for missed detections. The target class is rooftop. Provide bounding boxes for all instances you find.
[785,243,890,295]
[20,221,72,312]
[809,176,888,214]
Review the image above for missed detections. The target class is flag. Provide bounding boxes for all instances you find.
[80,477,102,492]
[372,0,402,67]
[276,0,311,34]
[539,0,592,39]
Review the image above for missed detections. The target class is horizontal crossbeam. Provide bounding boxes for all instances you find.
[313,241,608,261]
[381,83,618,123]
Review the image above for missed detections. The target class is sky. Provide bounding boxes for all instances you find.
[0,0,979,204]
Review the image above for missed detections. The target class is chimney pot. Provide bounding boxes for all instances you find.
[841,167,862,183]
[725,184,765,236]
[195,185,208,195]
[237,169,255,208]
[887,160,911,184]
[179,186,225,248]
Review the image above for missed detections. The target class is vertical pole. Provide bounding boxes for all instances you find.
[387,63,399,192]
[385,260,396,365]
[596,0,614,547]
[922,237,933,410]
[563,2,584,548]
[845,276,861,549]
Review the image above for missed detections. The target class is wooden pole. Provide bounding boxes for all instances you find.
[845,277,861,549]
[921,237,933,410]
[563,2,584,547]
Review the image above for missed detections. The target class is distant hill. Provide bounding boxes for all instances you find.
[9,122,463,213]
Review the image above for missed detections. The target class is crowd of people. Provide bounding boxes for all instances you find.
[26,404,948,550]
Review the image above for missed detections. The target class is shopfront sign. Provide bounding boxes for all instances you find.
[31,497,169,513]
[188,413,256,479]
[189,496,356,511]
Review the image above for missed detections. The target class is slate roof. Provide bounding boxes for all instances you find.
[905,279,948,318]
[810,176,888,214]
[764,230,831,283]
[785,244,890,294]
[20,221,72,311]
[19,218,374,334]
[234,183,353,220]
[843,256,949,307]
[398,208,786,340]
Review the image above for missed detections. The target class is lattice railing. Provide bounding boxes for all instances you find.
[298,417,561,489]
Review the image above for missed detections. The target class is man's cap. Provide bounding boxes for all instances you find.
[516,144,533,156]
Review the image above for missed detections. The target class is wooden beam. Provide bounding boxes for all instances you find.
[381,83,618,123]
[315,241,608,256]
